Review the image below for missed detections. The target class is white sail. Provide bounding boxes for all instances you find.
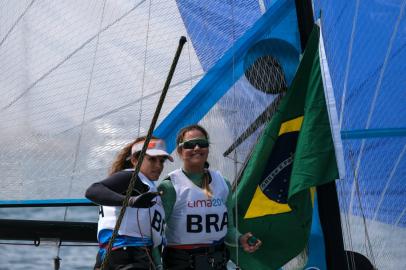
[0,0,405,269]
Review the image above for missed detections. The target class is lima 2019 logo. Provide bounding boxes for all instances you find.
[187,198,224,208]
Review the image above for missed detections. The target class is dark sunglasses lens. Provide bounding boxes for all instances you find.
[196,141,209,148]
[183,140,209,149]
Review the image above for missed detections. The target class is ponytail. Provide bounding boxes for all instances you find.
[202,169,213,198]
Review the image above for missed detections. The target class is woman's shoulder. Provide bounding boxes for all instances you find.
[167,168,182,177]
[110,169,133,178]
[208,170,231,190]
[158,176,173,189]
[158,176,177,200]
[98,170,133,185]
[208,169,229,182]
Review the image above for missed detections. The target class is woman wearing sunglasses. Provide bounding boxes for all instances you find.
[85,136,173,270]
[159,124,261,270]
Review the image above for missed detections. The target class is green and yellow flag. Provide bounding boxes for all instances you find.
[231,25,339,269]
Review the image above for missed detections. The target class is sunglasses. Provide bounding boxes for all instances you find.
[179,139,209,149]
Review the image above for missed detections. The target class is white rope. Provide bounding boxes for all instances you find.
[137,0,153,137]
[64,0,107,218]
[372,143,406,221]
[394,206,406,227]
[345,150,364,270]
[230,0,241,268]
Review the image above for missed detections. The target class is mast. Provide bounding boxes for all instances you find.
[294,1,373,269]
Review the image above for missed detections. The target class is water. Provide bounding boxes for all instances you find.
[3,207,404,269]
[0,206,99,270]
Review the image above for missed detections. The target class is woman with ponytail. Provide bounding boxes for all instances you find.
[85,136,173,270]
[159,125,261,270]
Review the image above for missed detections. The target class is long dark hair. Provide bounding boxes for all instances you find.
[109,136,157,175]
[176,124,212,198]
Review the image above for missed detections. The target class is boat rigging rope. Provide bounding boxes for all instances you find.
[100,36,187,270]
[137,0,153,137]
[348,149,377,268]
[335,148,356,269]
[228,0,242,269]
[337,4,360,266]
[337,178,357,270]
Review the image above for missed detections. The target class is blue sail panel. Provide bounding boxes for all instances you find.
[175,0,261,71]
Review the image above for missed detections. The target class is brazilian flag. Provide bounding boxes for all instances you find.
[230,25,339,269]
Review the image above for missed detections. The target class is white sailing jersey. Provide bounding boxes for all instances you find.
[166,169,229,245]
[97,171,165,247]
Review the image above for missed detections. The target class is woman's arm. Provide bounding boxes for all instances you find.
[152,247,163,269]
[224,179,242,246]
[157,178,176,222]
[85,171,132,206]
[224,179,261,253]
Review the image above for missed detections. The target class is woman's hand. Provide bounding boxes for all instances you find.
[239,232,262,253]
[128,192,161,208]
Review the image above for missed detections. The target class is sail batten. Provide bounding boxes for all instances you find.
[0,199,93,207]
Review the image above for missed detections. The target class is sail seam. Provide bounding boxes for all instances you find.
[0,0,36,48]
[339,0,360,129]
[56,74,203,136]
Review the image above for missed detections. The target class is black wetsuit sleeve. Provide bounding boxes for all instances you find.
[85,171,136,206]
